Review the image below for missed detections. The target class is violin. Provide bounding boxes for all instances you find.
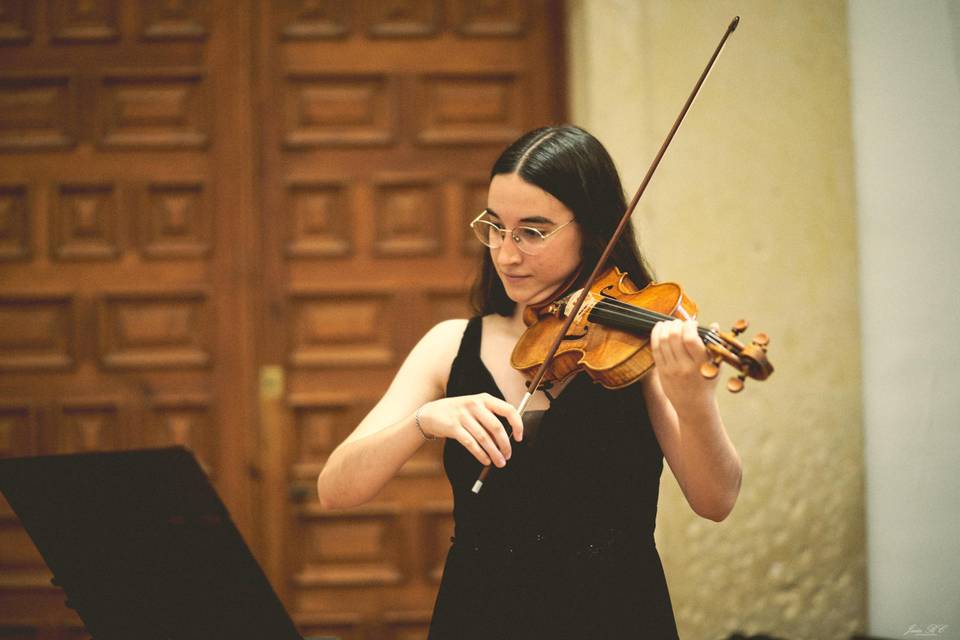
[511,266,774,394]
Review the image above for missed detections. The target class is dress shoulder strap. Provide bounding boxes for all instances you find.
[445,316,483,397]
[456,316,482,358]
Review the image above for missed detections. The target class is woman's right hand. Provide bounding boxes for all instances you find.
[416,393,523,468]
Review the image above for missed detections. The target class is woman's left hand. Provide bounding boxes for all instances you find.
[650,319,719,414]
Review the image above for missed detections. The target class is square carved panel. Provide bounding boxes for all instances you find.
[372,176,441,257]
[286,181,351,258]
[414,73,522,145]
[139,0,209,41]
[383,610,433,640]
[50,0,119,42]
[284,74,396,147]
[452,0,527,37]
[0,403,38,458]
[0,0,34,44]
[0,184,30,261]
[295,505,405,587]
[138,182,211,259]
[141,393,215,475]
[288,291,394,368]
[0,75,76,150]
[98,292,211,369]
[365,0,440,37]
[278,0,351,39]
[0,511,48,574]
[0,296,75,371]
[296,615,363,640]
[96,70,208,149]
[50,183,120,261]
[47,399,123,454]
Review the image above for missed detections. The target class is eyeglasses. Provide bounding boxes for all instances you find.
[469,209,575,256]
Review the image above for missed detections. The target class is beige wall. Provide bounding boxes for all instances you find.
[568,2,865,638]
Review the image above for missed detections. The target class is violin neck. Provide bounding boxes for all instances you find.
[587,298,716,343]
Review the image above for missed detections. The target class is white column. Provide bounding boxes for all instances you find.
[848,0,960,635]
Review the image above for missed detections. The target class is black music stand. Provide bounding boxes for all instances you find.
[0,447,306,640]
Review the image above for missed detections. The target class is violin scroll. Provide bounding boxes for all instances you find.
[700,319,774,393]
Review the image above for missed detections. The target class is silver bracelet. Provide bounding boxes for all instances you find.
[415,406,437,441]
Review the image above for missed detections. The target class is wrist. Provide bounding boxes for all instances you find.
[414,406,437,441]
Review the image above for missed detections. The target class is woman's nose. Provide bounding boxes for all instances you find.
[495,232,523,263]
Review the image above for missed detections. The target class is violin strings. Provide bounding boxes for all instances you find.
[586,298,732,351]
[590,305,729,352]
[570,294,725,349]
[595,298,716,341]
[589,297,690,332]
[593,301,728,349]
[576,295,670,326]
[590,304,724,347]
[593,297,722,343]
[593,297,677,327]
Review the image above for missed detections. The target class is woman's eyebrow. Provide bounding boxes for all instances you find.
[519,215,555,225]
[485,209,556,225]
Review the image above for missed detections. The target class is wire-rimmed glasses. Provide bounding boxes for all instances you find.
[469,209,575,256]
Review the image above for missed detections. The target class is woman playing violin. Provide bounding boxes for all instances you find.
[317,125,742,639]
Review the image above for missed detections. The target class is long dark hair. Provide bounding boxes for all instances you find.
[470,125,654,316]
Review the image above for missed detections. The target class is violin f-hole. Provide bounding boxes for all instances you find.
[562,324,589,340]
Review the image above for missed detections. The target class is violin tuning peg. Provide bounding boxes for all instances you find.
[727,375,745,393]
[732,319,749,335]
[700,361,720,379]
[753,332,769,348]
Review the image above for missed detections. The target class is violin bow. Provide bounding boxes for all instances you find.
[472,16,741,494]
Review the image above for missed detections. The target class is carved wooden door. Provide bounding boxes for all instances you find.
[0,1,258,636]
[0,1,564,638]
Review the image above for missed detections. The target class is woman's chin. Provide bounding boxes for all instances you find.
[504,284,555,307]
[503,287,534,306]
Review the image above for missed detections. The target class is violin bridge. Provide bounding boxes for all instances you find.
[560,289,595,324]
[572,293,595,325]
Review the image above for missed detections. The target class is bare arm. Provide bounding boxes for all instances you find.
[317,319,523,510]
[644,319,742,522]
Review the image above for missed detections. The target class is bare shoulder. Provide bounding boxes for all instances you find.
[420,318,469,354]
[409,318,470,390]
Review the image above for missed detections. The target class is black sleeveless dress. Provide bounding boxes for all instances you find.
[428,317,679,639]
